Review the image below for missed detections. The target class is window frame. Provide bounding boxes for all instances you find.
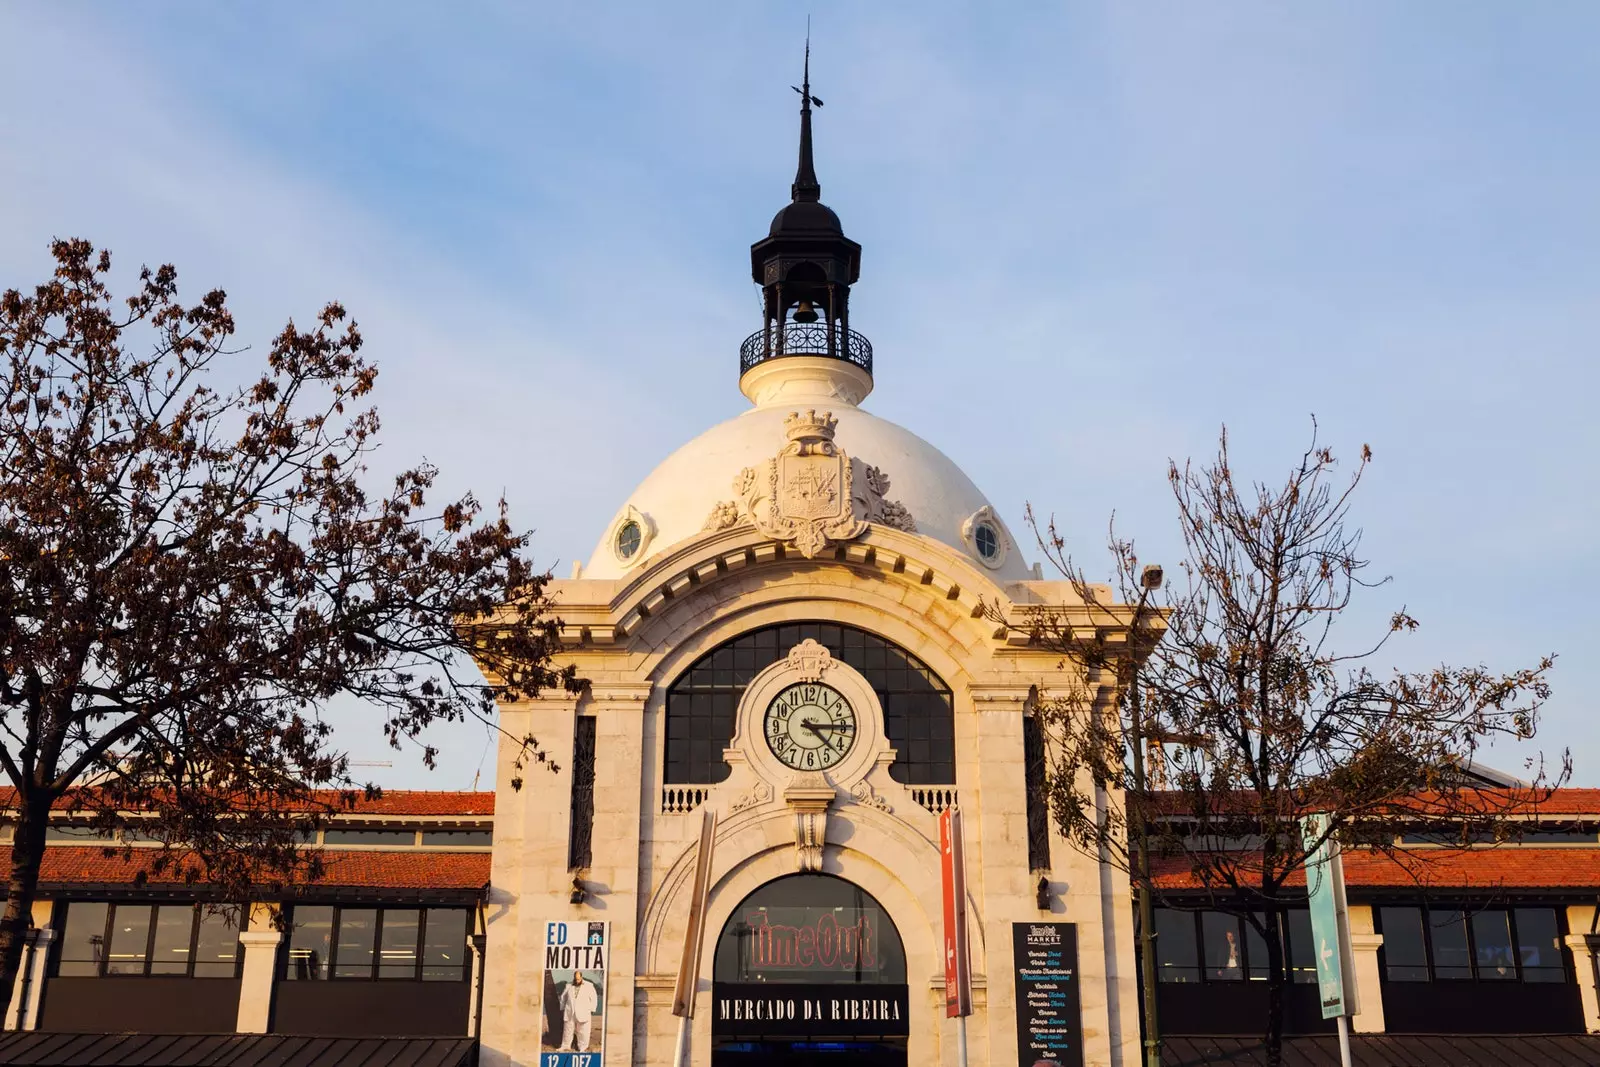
[1375,902,1572,985]
[663,622,956,786]
[52,902,242,980]
[279,904,471,983]
[1150,906,1312,985]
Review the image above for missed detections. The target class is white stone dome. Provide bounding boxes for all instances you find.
[585,358,1030,581]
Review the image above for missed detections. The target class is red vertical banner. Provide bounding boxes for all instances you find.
[940,805,972,1018]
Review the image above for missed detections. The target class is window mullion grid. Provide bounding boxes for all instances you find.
[416,909,426,981]
[139,904,156,978]
[1464,908,1479,982]
[1421,905,1436,982]
[372,909,383,980]
[186,905,200,979]
[98,904,114,978]
[1507,908,1522,983]
[329,906,342,981]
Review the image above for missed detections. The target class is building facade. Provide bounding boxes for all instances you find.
[5,71,1600,1067]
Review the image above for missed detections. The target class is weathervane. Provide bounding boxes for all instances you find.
[789,21,824,203]
[793,21,824,112]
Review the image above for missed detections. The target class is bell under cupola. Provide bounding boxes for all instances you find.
[740,41,872,408]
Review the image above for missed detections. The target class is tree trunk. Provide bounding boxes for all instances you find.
[1261,907,1288,1067]
[0,789,53,1018]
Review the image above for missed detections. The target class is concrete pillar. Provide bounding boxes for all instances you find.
[1346,905,1385,1034]
[1565,905,1600,1033]
[236,903,282,1034]
[4,899,56,1031]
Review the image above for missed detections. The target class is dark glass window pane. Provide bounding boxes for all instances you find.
[1380,907,1428,982]
[46,826,114,843]
[322,829,416,846]
[149,905,194,975]
[1201,912,1244,981]
[1430,910,1472,980]
[664,624,954,785]
[1245,914,1270,981]
[285,905,333,980]
[1153,909,1199,983]
[1472,910,1516,980]
[423,908,469,981]
[420,830,492,847]
[1286,909,1317,984]
[334,908,377,978]
[193,909,240,978]
[105,905,152,975]
[379,909,419,979]
[58,902,109,976]
[1515,908,1567,983]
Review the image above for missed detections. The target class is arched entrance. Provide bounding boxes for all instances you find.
[711,874,909,1066]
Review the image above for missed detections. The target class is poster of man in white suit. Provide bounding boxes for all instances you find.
[540,920,608,1066]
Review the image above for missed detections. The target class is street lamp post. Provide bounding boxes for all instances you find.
[1127,564,1164,1067]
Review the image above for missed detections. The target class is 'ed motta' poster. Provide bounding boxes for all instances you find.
[541,920,609,1067]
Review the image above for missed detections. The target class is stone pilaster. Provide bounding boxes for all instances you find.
[589,683,651,1066]
[1346,904,1385,1034]
[968,684,1034,1067]
[236,902,282,1034]
[1566,906,1600,1033]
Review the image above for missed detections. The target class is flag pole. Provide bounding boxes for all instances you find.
[670,809,718,1067]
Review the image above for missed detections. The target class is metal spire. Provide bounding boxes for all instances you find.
[790,26,823,203]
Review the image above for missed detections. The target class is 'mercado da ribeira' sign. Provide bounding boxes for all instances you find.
[712,984,910,1037]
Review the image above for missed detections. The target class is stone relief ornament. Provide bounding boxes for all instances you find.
[850,778,892,814]
[785,638,834,682]
[730,780,773,813]
[703,410,917,556]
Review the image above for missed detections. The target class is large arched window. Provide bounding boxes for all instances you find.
[663,622,954,786]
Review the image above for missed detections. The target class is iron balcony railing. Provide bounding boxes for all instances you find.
[739,323,873,376]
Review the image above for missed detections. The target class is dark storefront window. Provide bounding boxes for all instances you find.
[55,902,239,978]
[1153,907,1312,984]
[664,623,955,786]
[1377,904,1569,984]
[713,873,907,985]
[283,905,468,981]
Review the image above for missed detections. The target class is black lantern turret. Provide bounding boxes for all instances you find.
[741,40,871,379]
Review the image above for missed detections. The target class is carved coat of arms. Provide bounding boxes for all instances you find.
[704,410,916,558]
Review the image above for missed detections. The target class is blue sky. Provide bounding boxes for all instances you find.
[2,4,1596,789]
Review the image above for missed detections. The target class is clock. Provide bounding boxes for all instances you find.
[764,682,857,771]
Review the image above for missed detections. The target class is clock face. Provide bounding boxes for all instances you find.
[764,682,857,771]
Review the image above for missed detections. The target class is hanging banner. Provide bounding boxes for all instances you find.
[672,808,718,1018]
[541,919,609,1067]
[1012,922,1084,1067]
[940,805,972,1018]
[1301,813,1359,1020]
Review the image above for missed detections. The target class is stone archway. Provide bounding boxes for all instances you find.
[709,873,909,1067]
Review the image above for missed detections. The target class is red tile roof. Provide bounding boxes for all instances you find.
[1153,846,1600,892]
[0,789,495,817]
[1150,787,1600,818]
[27,848,490,891]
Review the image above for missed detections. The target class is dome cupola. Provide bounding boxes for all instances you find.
[742,40,869,400]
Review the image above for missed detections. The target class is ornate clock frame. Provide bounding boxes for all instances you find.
[722,639,898,871]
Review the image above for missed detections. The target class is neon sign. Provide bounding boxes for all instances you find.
[738,908,880,975]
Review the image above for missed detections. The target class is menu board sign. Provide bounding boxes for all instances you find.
[1012,922,1083,1067]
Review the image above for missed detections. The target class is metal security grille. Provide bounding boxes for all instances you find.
[664,622,954,786]
[568,716,597,870]
[1023,714,1051,872]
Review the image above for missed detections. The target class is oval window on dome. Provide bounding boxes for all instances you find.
[974,523,999,560]
[615,520,643,561]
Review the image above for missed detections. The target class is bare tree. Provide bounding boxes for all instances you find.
[0,240,580,999]
[1011,424,1564,1066]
